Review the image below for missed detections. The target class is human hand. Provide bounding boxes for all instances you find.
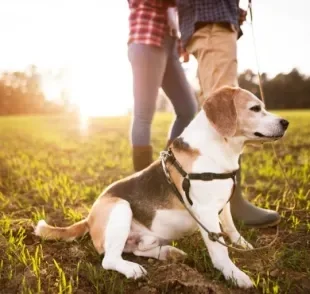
[239,9,247,25]
[180,51,190,63]
[177,40,190,63]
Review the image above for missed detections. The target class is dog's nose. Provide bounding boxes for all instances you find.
[280,119,289,130]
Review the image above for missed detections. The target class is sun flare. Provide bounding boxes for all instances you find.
[67,65,133,118]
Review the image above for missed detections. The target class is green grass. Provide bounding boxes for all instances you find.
[0,111,309,294]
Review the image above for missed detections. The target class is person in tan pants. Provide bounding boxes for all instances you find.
[176,0,280,228]
[187,23,239,104]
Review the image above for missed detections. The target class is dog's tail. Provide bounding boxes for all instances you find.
[34,219,89,241]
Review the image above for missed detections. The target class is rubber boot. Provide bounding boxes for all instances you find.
[230,157,281,228]
[132,145,153,172]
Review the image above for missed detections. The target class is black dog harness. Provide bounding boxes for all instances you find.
[160,148,238,241]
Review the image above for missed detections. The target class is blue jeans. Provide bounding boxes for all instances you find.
[128,34,197,146]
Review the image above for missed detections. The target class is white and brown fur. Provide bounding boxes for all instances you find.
[34,86,289,288]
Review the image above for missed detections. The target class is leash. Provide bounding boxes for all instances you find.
[160,149,279,252]
[247,0,297,211]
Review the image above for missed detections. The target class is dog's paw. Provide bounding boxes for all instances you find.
[121,261,147,279]
[102,258,147,280]
[231,235,253,249]
[165,246,187,262]
[34,219,47,236]
[157,246,187,262]
[224,267,254,288]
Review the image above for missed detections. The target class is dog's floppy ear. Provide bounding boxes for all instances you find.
[203,86,238,137]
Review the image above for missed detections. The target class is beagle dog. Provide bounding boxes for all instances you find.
[34,86,289,288]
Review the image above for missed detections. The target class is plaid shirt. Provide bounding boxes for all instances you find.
[176,0,240,47]
[128,0,177,47]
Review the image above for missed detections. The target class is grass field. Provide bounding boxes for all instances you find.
[0,111,309,294]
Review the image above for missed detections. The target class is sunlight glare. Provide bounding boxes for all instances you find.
[67,62,133,120]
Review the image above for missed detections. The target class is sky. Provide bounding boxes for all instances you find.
[0,0,309,116]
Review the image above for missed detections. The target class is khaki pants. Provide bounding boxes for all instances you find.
[186,23,238,105]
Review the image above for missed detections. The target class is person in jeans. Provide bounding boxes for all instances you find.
[127,0,197,172]
[176,0,280,228]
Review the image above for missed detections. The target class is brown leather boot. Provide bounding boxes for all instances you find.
[132,145,153,172]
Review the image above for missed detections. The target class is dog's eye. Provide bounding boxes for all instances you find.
[250,105,261,112]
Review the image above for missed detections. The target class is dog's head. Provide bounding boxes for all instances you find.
[203,86,289,142]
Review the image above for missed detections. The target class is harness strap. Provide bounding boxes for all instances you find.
[182,178,192,205]
[188,172,236,181]
[166,151,187,178]
[163,148,237,206]
[168,179,228,241]
[181,177,236,212]
[160,148,238,242]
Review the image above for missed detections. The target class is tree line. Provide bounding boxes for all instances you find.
[0,66,70,115]
[238,68,310,109]
[0,66,309,115]
[158,68,310,111]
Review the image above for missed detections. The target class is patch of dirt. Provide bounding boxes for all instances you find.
[125,262,258,294]
[144,263,221,294]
